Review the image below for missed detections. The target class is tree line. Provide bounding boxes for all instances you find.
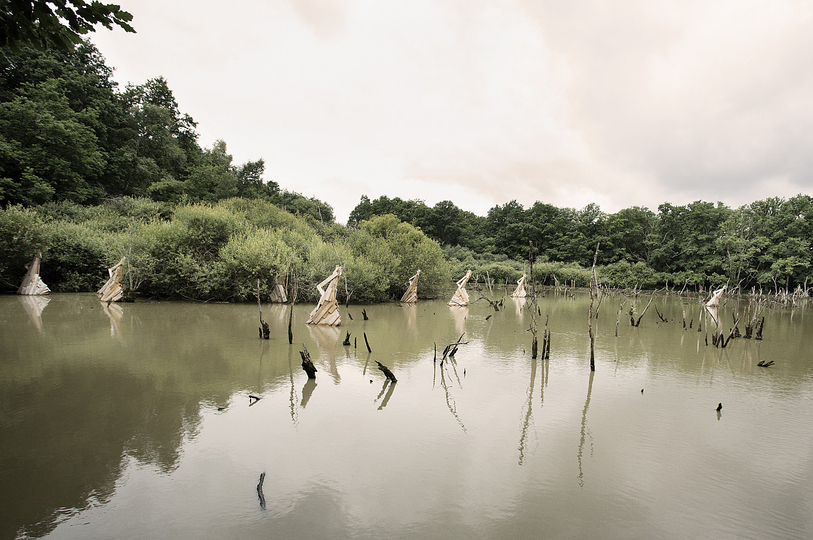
[350,195,813,294]
[2,37,810,299]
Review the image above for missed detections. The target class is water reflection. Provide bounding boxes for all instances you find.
[301,378,317,408]
[306,324,341,383]
[517,359,537,465]
[101,301,124,341]
[512,297,526,318]
[449,305,468,335]
[577,371,595,488]
[18,294,50,333]
[436,357,466,432]
[2,293,813,540]
[374,379,397,410]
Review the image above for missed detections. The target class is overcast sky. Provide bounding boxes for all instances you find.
[90,0,813,223]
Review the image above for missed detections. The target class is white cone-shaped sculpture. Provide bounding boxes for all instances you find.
[307,265,342,326]
[510,274,527,298]
[448,270,472,307]
[17,252,50,295]
[269,275,288,303]
[705,286,726,325]
[98,257,126,303]
[400,269,421,303]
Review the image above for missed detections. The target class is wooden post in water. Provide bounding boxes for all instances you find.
[529,242,538,359]
[588,243,599,372]
[258,279,270,339]
[300,344,317,379]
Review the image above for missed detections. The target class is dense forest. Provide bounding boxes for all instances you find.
[350,194,813,294]
[1,40,811,300]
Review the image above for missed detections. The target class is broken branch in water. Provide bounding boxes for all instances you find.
[257,472,266,509]
[376,361,397,382]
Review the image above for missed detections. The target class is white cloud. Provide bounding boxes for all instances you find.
[91,0,813,222]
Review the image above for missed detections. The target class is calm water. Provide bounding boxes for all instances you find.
[1,291,812,540]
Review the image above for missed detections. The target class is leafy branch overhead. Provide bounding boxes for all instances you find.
[1,0,135,51]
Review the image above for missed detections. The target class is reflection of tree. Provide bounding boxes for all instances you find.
[287,347,298,426]
[518,359,537,465]
[374,379,397,410]
[518,357,548,465]
[436,361,466,432]
[577,371,595,488]
[0,364,201,540]
[0,295,300,540]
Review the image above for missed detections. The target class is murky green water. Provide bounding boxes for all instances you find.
[1,291,812,539]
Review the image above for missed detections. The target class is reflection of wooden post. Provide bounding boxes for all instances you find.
[98,257,126,303]
[400,269,421,303]
[17,252,50,295]
[510,274,527,298]
[447,270,472,306]
[307,266,342,326]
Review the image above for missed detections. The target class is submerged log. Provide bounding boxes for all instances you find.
[17,252,50,295]
[510,274,527,298]
[306,265,342,326]
[447,270,472,307]
[257,472,266,509]
[98,257,126,303]
[400,269,421,303]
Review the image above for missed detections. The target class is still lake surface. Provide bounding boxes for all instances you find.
[1,290,812,540]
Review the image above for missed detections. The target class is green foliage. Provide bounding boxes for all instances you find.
[0,1,135,52]
[598,261,658,289]
[40,220,110,291]
[0,198,449,302]
[0,78,106,204]
[0,204,46,289]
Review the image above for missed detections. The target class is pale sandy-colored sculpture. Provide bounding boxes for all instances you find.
[98,257,126,303]
[17,252,50,295]
[510,274,527,298]
[447,270,472,307]
[705,286,726,308]
[269,275,288,303]
[705,286,726,325]
[307,265,342,326]
[400,269,421,303]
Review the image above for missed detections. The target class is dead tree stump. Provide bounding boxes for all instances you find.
[300,345,317,379]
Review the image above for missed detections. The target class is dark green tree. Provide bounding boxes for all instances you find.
[1,0,134,51]
[0,77,105,204]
